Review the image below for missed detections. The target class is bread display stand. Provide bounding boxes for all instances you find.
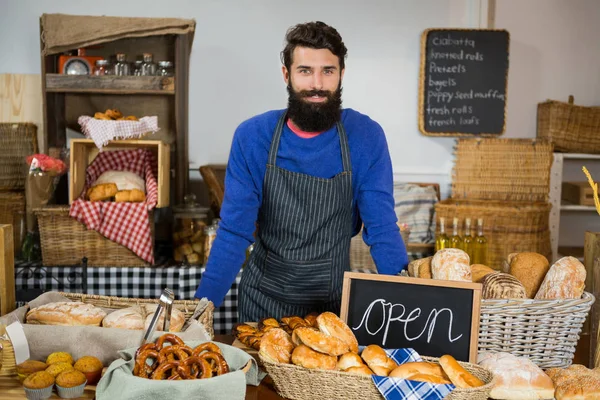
[260,354,494,400]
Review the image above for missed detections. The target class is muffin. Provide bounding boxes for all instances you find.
[74,356,103,385]
[46,351,73,365]
[23,371,54,400]
[56,370,87,399]
[16,360,48,383]
[45,361,74,378]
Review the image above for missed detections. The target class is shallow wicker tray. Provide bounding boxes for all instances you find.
[261,355,494,400]
[479,291,595,368]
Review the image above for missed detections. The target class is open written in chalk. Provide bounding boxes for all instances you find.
[340,272,482,363]
[418,28,510,137]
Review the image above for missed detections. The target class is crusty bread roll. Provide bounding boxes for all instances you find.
[389,361,450,384]
[439,354,485,388]
[509,252,550,298]
[360,344,397,376]
[316,312,359,354]
[101,304,184,332]
[477,351,554,399]
[114,189,146,203]
[86,183,118,202]
[408,257,433,279]
[345,365,374,375]
[535,256,586,300]
[555,374,600,400]
[291,344,337,370]
[292,326,349,356]
[26,302,107,326]
[337,352,364,371]
[431,248,471,282]
[481,272,527,299]
[546,364,596,386]
[471,264,496,283]
[93,170,145,193]
[259,328,294,364]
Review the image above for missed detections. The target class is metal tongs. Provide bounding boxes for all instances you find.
[141,288,174,345]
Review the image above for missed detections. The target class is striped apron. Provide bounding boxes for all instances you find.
[238,112,353,322]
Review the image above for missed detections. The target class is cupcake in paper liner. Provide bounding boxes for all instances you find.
[55,370,87,398]
[22,371,54,400]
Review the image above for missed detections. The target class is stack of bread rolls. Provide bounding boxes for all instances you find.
[408,250,587,300]
[545,364,600,400]
[85,170,146,203]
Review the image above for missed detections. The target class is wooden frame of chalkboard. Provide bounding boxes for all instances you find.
[340,272,482,363]
[418,28,510,137]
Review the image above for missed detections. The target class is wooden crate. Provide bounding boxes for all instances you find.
[562,182,594,206]
[69,139,170,208]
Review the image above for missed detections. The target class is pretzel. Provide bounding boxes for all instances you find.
[192,342,222,357]
[135,343,158,360]
[155,333,185,348]
[134,349,160,378]
[158,345,193,364]
[151,361,181,380]
[178,356,213,379]
[199,351,230,376]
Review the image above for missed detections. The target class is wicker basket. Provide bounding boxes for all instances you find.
[0,123,38,191]
[537,96,600,154]
[58,292,215,339]
[434,199,551,270]
[261,355,494,400]
[451,138,554,202]
[0,191,25,254]
[479,292,594,369]
[36,206,153,267]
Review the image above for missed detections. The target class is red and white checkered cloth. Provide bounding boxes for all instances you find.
[78,115,160,150]
[69,148,158,264]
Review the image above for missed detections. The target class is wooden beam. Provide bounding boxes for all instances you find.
[46,74,175,94]
[175,33,191,206]
[585,231,600,367]
[0,225,15,316]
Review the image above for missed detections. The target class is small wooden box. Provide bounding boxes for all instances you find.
[562,182,594,206]
[69,139,170,208]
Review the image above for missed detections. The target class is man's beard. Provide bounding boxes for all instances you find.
[286,83,343,132]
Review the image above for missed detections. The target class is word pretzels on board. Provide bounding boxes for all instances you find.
[352,298,463,347]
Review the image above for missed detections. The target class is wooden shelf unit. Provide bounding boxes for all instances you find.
[45,74,175,95]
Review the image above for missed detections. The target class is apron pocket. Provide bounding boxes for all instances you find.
[260,251,332,306]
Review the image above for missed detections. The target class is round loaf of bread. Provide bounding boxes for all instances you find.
[470,264,496,283]
[101,305,185,332]
[509,252,550,298]
[534,256,586,300]
[431,248,471,282]
[291,344,337,370]
[316,312,359,353]
[293,327,349,356]
[481,272,527,299]
[26,302,106,326]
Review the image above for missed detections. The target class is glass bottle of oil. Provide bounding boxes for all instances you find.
[473,218,488,265]
[449,217,462,249]
[462,218,474,260]
[435,217,449,252]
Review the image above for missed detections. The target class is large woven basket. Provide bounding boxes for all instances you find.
[58,292,215,339]
[451,138,553,202]
[479,292,594,369]
[0,123,38,191]
[434,199,551,270]
[0,191,25,254]
[261,355,494,400]
[537,96,600,154]
[35,205,153,267]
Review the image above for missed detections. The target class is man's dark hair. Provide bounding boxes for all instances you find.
[280,21,348,71]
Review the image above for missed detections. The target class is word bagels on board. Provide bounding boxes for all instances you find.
[340,272,482,363]
[419,28,510,137]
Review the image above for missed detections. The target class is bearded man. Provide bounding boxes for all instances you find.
[194,21,408,322]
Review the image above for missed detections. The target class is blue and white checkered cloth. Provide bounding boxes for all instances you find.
[372,348,455,400]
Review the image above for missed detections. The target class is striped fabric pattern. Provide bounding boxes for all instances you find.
[393,183,437,244]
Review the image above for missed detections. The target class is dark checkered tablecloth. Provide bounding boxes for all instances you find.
[14,259,379,335]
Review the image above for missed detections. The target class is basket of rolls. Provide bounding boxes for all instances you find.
[236,312,494,400]
[408,248,595,369]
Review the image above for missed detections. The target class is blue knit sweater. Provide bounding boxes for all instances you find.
[194,108,408,306]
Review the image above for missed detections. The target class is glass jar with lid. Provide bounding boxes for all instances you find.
[114,53,130,76]
[157,61,174,77]
[132,60,143,76]
[141,53,157,76]
[172,194,210,265]
[94,60,110,76]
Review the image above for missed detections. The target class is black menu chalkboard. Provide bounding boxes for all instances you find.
[340,272,482,363]
[418,28,510,136]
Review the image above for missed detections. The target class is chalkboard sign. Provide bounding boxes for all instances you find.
[340,272,482,363]
[418,28,510,137]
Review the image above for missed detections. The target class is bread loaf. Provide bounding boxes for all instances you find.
[471,264,496,283]
[101,304,185,332]
[93,170,145,193]
[389,361,450,384]
[26,302,107,326]
[408,257,433,279]
[431,248,471,282]
[259,328,294,364]
[292,327,349,356]
[291,344,337,370]
[545,364,600,400]
[481,272,527,299]
[439,354,485,388]
[360,344,397,376]
[316,311,359,353]
[509,252,550,298]
[477,351,555,399]
[535,256,586,300]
